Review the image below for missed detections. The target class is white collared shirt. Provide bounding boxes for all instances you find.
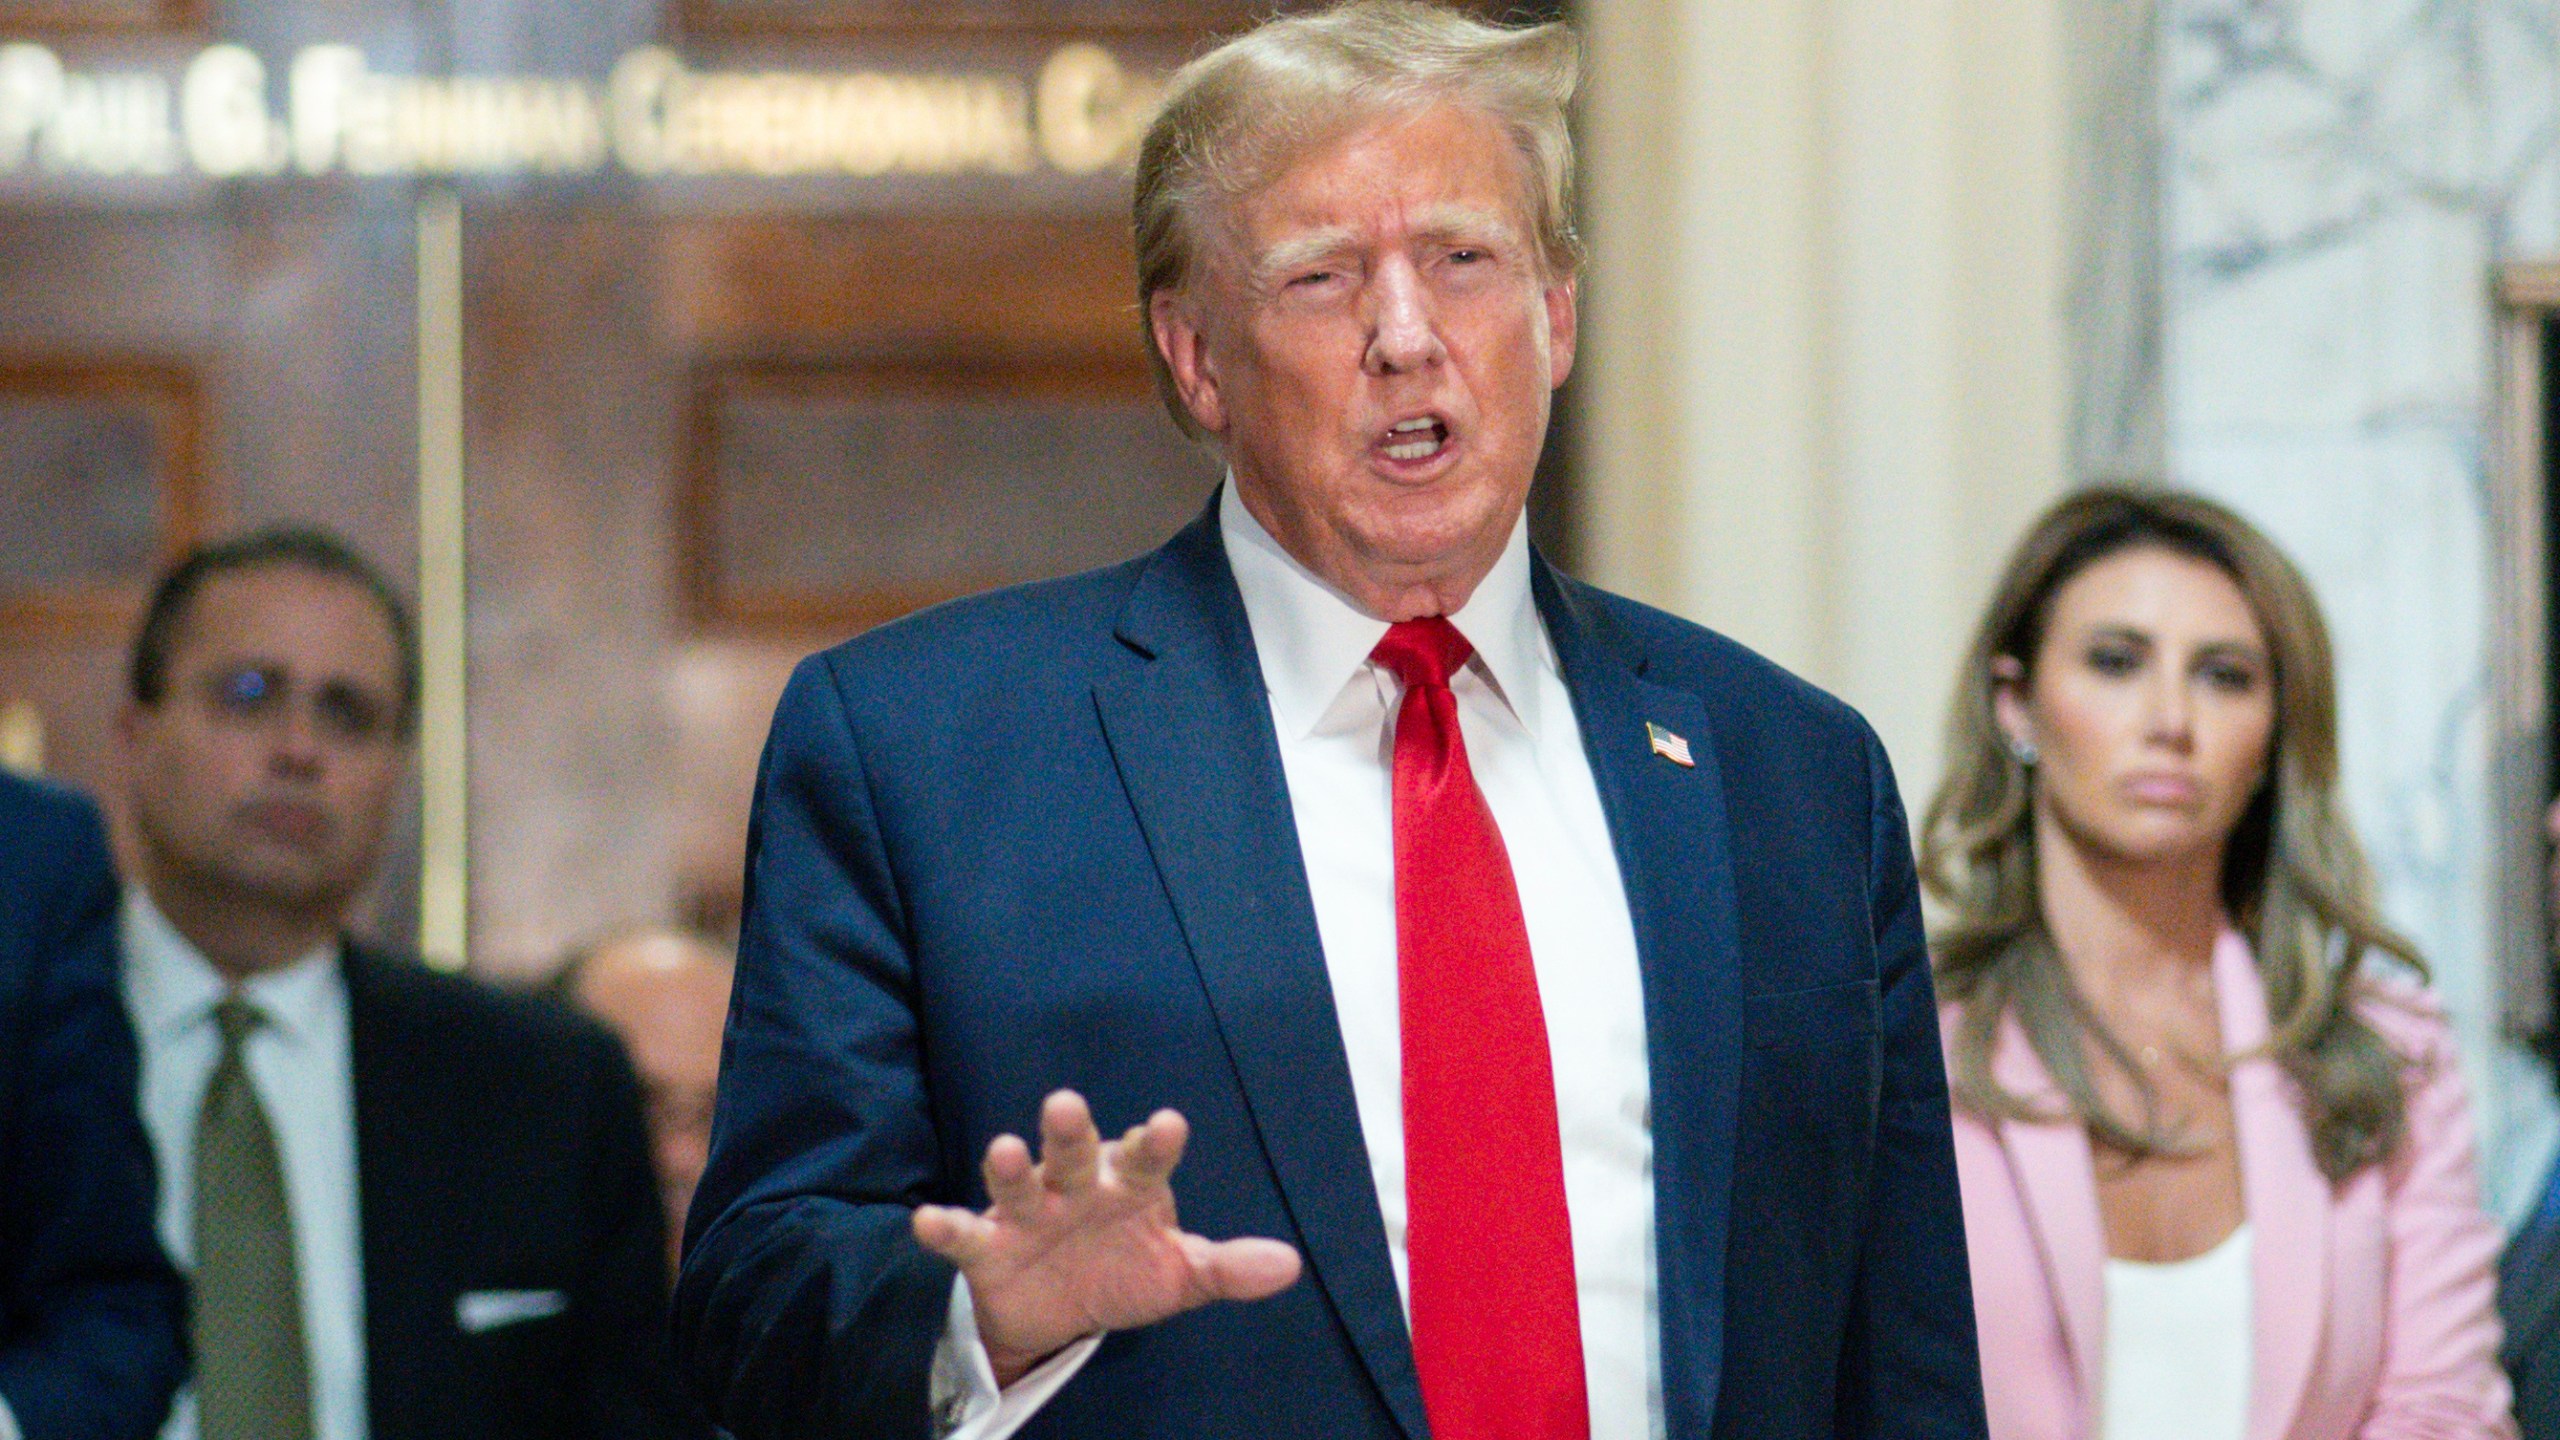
[121,888,369,1440]
[934,489,1662,1436]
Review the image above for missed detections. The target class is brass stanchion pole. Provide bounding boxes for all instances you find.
[415,186,468,971]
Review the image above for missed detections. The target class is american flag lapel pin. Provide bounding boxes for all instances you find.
[1646,722,1695,768]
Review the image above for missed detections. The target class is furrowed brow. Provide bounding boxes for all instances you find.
[1409,204,1523,249]
[1251,229,1358,289]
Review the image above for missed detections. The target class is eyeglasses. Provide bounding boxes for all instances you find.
[190,664,400,747]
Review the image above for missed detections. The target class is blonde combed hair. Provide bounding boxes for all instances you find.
[1922,485,2425,1183]
[1132,0,1582,437]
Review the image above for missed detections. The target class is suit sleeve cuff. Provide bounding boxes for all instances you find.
[929,1274,1104,1440]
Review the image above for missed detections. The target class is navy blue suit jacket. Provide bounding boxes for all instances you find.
[675,502,1987,1439]
[0,774,186,1440]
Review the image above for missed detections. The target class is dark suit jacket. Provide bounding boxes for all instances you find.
[675,500,1988,1439]
[0,774,186,1440]
[2503,1185,2560,1437]
[341,942,698,1440]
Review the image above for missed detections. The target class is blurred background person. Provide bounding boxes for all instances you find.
[1923,487,2512,1440]
[2498,800,2560,1436]
[551,927,732,1280]
[111,527,696,1440]
[0,770,187,1440]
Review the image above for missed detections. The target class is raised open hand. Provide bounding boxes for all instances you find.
[911,1090,1303,1385]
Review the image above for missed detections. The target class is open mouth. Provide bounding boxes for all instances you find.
[1379,415,1451,463]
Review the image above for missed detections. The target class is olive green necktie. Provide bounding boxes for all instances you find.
[192,996,314,1440]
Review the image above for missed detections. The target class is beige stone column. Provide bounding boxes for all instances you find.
[1576,0,2089,809]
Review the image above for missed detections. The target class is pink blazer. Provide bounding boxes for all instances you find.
[1946,931,2514,1440]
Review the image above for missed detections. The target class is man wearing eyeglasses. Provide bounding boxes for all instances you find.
[111,529,695,1440]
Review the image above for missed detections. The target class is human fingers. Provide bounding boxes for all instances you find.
[912,1204,996,1265]
[981,1132,1041,1215]
[1038,1090,1102,1195]
[1187,1235,1302,1303]
[1111,1108,1191,1190]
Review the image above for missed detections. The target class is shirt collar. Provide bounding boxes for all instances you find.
[121,885,343,1049]
[1219,481,1549,740]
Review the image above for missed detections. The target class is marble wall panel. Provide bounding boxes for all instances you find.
[2067,0,2167,483]
[2166,0,2560,1215]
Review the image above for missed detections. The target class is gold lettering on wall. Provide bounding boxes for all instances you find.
[0,700,42,777]
[182,46,288,175]
[610,47,1031,177]
[292,46,610,176]
[0,44,179,174]
[1034,43,1158,176]
[0,40,1161,181]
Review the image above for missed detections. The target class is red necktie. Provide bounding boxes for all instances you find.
[1372,617,1589,1440]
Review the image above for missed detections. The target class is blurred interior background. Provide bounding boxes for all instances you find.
[4,0,2559,1216]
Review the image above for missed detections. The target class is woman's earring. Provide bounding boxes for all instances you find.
[2005,733,2039,767]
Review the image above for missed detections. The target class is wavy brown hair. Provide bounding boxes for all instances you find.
[1921,485,2423,1182]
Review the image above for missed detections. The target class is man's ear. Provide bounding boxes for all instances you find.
[1544,273,1578,391]
[1149,289,1227,437]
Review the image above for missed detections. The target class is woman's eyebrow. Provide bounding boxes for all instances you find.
[2189,638,2270,662]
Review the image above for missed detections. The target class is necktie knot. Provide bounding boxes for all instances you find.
[213,995,267,1056]
[1371,616,1475,692]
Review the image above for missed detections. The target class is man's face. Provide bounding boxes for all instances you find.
[118,565,407,924]
[1152,102,1577,616]
[569,934,732,1265]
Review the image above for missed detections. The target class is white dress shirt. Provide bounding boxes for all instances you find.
[121,888,369,1440]
[933,488,1663,1436]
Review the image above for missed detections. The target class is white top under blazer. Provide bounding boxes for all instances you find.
[2100,1223,2254,1440]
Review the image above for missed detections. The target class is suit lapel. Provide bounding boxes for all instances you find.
[1091,507,1428,1440]
[1534,568,1742,1440]
[2214,934,2328,1440]
[1989,1023,2108,1431]
[341,945,439,1440]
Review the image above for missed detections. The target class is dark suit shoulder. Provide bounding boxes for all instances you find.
[1553,573,1874,744]
[1546,572,1896,874]
[763,553,1160,787]
[0,775,116,986]
[0,774,185,1440]
[813,554,1150,692]
[342,945,623,1077]
[0,773,112,887]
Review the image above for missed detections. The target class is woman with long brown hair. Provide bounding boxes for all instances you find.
[1925,486,2511,1440]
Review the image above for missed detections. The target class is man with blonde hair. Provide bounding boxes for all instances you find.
[676,4,1986,1438]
